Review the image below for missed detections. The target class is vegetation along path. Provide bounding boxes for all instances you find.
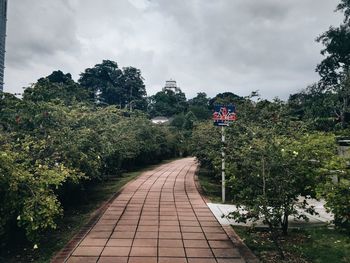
[55,158,246,263]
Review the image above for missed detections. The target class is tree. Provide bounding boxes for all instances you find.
[148,88,188,117]
[78,60,147,109]
[188,92,211,120]
[22,71,90,104]
[288,84,338,130]
[226,127,336,259]
[209,92,244,108]
[121,67,147,111]
[316,1,350,127]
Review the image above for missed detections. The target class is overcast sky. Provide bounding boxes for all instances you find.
[4,0,344,100]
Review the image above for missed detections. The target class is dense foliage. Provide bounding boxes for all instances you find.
[0,65,181,244]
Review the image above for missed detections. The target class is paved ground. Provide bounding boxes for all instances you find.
[63,158,246,263]
[208,198,333,227]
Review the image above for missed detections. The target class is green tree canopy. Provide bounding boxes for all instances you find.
[148,88,188,117]
[188,92,211,120]
[78,60,147,109]
[22,70,90,104]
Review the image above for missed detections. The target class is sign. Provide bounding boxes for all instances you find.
[213,105,237,126]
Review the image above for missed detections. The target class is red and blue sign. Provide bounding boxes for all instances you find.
[213,105,237,126]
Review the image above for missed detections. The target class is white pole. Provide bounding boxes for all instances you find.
[221,125,225,203]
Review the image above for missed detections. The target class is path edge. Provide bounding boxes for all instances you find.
[193,160,260,263]
[50,174,141,263]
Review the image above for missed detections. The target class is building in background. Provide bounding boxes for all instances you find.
[0,0,7,92]
[163,79,181,94]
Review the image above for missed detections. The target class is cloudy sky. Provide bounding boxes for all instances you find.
[4,0,344,99]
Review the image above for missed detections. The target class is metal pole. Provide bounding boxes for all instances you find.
[221,125,225,203]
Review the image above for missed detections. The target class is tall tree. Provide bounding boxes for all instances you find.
[121,67,147,111]
[79,60,147,109]
[316,1,350,126]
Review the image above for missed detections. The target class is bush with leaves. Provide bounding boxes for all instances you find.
[0,133,83,242]
[0,92,181,245]
[317,148,350,232]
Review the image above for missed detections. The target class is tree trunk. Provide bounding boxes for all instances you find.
[282,212,289,236]
[267,221,285,260]
[341,96,348,128]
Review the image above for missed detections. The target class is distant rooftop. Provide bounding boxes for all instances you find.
[151,116,170,124]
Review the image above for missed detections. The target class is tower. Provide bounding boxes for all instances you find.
[0,0,7,92]
[163,79,181,93]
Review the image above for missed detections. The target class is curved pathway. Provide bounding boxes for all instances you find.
[62,158,246,263]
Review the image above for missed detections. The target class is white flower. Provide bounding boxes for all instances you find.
[281,149,285,152]
[17,215,21,220]
[293,151,299,156]
[33,244,38,249]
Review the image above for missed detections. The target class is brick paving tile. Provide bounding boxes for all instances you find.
[128,257,157,263]
[132,239,158,247]
[159,225,181,232]
[135,231,158,239]
[159,220,179,226]
[187,258,216,263]
[137,225,158,232]
[80,238,108,247]
[97,257,128,263]
[111,231,135,239]
[86,232,111,239]
[115,225,137,232]
[181,226,203,233]
[159,247,186,257]
[180,221,199,226]
[117,219,139,225]
[100,247,131,257]
[158,239,183,248]
[62,158,247,263]
[139,220,158,226]
[66,256,98,263]
[158,257,187,263]
[105,239,133,247]
[72,247,103,257]
[130,246,157,257]
[182,232,206,240]
[159,231,182,239]
[183,239,209,248]
[185,248,214,258]
[187,259,216,263]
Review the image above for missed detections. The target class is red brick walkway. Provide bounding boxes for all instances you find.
[63,158,245,263]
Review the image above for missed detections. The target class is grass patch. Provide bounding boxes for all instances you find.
[0,161,170,263]
[197,166,222,203]
[234,226,350,263]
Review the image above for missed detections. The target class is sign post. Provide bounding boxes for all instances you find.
[213,105,237,203]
